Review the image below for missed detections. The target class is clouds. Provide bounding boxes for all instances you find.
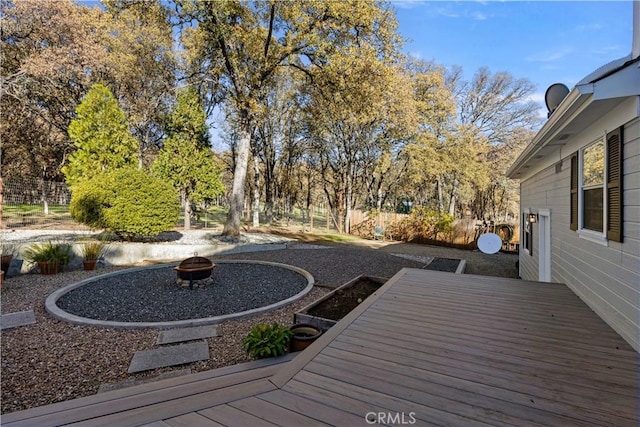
[432,7,491,21]
[399,1,492,21]
[526,92,547,117]
[525,47,573,63]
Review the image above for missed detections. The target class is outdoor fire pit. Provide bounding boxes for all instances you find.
[175,256,215,289]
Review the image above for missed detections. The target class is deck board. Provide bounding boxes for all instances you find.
[358,301,636,358]
[291,368,517,426]
[65,379,276,427]
[303,357,596,426]
[2,268,638,426]
[334,329,637,398]
[328,337,637,411]
[351,314,638,375]
[316,346,634,426]
[163,413,224,427]
[258,389,366,426]
[198,405,279,427]
[228,396,330,427]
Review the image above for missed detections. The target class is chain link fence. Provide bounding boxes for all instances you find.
[1,177,79,229]
[0,176,338,232]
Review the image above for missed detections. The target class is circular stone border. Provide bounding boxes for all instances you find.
[45,260,314,329]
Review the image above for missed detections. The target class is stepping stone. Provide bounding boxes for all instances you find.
[1,310,36,330]
[98,368,192,393]
[128,340,210,374]
[157,325,220,345]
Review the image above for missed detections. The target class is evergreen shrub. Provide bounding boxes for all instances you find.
[70,168,180,239]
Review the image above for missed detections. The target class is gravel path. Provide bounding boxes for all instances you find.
[1,231,517,415]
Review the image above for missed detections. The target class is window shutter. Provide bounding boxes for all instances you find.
[570,153,578,231]
[606,127,623,242]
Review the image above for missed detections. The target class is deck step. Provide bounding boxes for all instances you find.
[1,354,295,427]
[98,369,192,394]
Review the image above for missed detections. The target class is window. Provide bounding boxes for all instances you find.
[570,127,623,242]
[582,140,604,232]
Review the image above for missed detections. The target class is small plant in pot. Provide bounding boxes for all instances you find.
[23,242,71,275]
[244,323,292,359]
[81,240,109,271]
[289,323,322,352]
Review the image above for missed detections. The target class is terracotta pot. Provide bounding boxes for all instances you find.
[83,260,98,271]
[1,254,12,274]
[38,260,60,275]
[289,324,322,352]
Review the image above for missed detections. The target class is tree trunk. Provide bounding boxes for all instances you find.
[344,171,353,234]
[436,176,444,213]
[337,191,344,233]
[41,176,49,215]
[252,155,260,228]
[0,176,3,229]
[182,191,191,231]
[223,125,251,236]
[448,179,459,217]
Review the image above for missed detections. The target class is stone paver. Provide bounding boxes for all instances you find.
[1,310,36,330]
[128,341,210,374]
[157,325,220,345]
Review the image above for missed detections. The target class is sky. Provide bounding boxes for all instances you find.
[391,0,635,117]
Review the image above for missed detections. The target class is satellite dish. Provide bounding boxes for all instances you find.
[545,83,569,117]
[477,233,502,254]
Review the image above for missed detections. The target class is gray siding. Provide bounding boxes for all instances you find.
[519,117,640,351]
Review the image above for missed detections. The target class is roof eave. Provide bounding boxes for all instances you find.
[506,87,591,178]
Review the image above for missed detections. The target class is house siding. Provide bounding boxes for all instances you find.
[519,115,640,351]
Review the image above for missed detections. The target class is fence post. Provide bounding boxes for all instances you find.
[0,177,3,229]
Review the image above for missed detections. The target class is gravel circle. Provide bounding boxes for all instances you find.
[55,263,308,323]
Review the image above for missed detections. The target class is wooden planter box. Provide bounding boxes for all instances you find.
[294,275,387,332]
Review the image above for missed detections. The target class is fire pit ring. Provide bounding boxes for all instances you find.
[175,256,214,289]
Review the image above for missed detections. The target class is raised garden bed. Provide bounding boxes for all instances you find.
[425,257,464,273]
[294,275,386,332]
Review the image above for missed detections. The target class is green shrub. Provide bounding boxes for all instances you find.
[243,323,292,359]
[70,168,180,240]
[389,208,455,242]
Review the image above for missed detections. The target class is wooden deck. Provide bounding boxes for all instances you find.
[3,269,638,426]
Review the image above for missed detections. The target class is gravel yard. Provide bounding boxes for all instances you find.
[1,233,517,415]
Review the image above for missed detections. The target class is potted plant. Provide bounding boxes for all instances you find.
[23,242,71,275]
[81,240,108,271]
[0,242,17,276]
[289,323,322,352]
[243,323,292,359]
